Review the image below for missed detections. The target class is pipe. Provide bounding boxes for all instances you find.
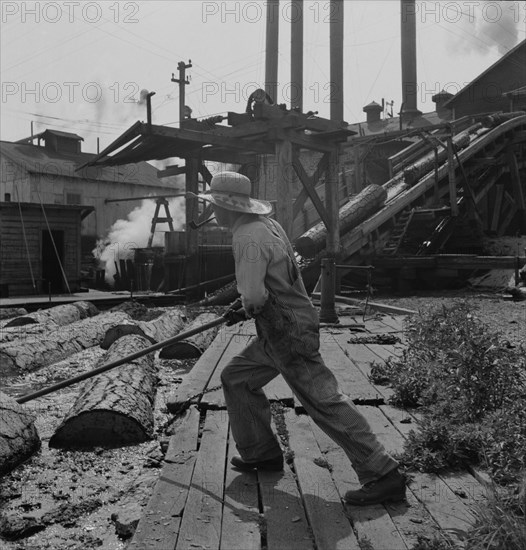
[329,0,344,122]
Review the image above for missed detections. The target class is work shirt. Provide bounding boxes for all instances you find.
[231,214,313,317]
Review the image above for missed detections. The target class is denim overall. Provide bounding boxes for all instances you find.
[221,217,398,484]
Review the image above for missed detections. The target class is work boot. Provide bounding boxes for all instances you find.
[344,468,406,506]
[230,454,284,472]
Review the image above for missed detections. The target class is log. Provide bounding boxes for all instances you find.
[4,301,98,328]
[159,312,220,359]
[295,184,387,258]
[0,311,131,377]
[49,335,158,448]
[1,302,100,343]
[403,132,471,185]
[0,391,40,475]
[101,308,187,349]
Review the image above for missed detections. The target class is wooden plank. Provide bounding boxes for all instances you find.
[175,410,229,550]
[258,413,313,550]
[309,419,424,549]
[319,330,386,403]
[220,429,260,550]
[330,333,395,403]
[201,333,253,409]
[362,405,478,548]
[128,407,200,550]
[286,411,361,550]
[165,325,234,413]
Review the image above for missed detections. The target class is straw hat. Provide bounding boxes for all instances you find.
[192,171,273,215]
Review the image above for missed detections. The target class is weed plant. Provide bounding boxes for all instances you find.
[370,302,525,548]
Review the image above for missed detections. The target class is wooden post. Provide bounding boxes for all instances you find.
[172,60,192,126]
[275,140,294,238]
[185,156,200,299]
[447,135,459,217]
[329,0,344,122]
[320,148,340,323]
[507,147,526,232]
[265,0,279,103]
[290,0,303,111]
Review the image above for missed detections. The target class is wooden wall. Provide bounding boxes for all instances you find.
[0,203,82,296]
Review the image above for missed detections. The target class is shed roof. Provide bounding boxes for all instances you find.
[0,201,94,220]
[0,139,170,188]
[444,39,526,107]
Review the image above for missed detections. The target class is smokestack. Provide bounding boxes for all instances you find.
[400,0,421,120]
[265,0,279,103]
[290,0,303,111]
[329,0,344,122]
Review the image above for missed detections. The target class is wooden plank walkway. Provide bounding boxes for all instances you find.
[131,313,491,550]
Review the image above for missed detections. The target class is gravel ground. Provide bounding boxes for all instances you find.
[0,290,524,549]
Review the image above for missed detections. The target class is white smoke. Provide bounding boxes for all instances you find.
[443,1,520,56]
[93,196,185,285]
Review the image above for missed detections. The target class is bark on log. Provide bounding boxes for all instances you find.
[0,311,131,377]
[4,301,98,328]
[49,335,158,448]
[294,184,388,258]
[0,391,40,475]
[1,302,100,343]
[403,132,471,185]
[159,312,220,359]
[101,308,187,349]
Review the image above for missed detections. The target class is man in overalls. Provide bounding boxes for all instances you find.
[195,171,406,506]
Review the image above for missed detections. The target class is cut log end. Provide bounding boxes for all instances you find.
[49,410,151,449]
[101,325,154,350]
[4,317,38,328]
[159,342,202,359]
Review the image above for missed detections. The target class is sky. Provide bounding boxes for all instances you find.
[1,0,525,155]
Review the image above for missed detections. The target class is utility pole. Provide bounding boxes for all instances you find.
[172,60,192,126]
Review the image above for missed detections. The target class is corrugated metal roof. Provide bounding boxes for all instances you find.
[0,139,170,188]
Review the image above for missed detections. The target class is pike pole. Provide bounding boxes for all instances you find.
[16,301,244,405]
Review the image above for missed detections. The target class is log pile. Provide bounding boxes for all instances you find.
[49,335,158,448]
[0,311,130,376]
[0,391,40,475]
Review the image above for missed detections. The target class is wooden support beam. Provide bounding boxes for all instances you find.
[185,157,200,299]
[157,164,185,178]
[490,184,505,233]
[319,148,340,323]
[506,146,526,232]
[447,136,459,217]
[149,124,274,154]
[275,140,295,237]
[267,127,335,152]
[291,152,330,227]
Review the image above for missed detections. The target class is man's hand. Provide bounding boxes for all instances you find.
[223,299,247,326]
[224,309,248,326]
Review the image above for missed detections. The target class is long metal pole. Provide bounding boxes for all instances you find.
[16,312,237,404]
